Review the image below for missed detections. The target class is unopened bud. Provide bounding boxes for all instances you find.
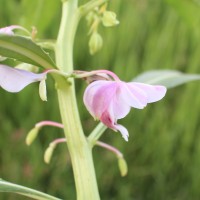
[118,157,128,177]
[89,32,103,55]
[39,79,47,101]
[26,127,39,146]
[44,143,56,164]
[102,11,119,27]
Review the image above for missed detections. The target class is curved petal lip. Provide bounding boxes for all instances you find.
[114,124,129,141]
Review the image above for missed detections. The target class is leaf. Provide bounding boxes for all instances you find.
[0,35,56,69]
[0,179,62,200]
[133,70,200,88]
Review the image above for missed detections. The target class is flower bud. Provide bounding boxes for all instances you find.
[39,79,47,101]
[118,157,128,177]
[26,127,39,146]
[89,32,103,55]
[102,11,119,27]
[44,143,56,164]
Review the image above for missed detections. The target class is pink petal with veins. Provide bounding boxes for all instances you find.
[84,80,115,118]
[92,82,118,118]
[120,82,148,109]
[0,64,46,92]
[111,84,131,119]
[128,82,167,103]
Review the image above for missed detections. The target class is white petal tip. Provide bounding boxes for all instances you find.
[123,136,129,142]
[115,125,129,142]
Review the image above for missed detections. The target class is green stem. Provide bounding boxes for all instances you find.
[55,0,100,200]
[88,122,107,147]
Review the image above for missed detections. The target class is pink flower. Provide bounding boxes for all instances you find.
[0,25,28,35]
[0,64,46,92]
[84,79,166,141]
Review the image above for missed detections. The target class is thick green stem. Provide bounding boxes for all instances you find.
[55,0,100,199]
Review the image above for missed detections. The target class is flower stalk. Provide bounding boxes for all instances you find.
[35,121,64,129]
[55,0,100,199]
[73,69,121,81]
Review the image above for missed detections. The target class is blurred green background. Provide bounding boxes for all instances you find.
[1,0,200,199]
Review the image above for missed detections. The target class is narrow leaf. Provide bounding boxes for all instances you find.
[0,179,62,200]
[0,35,56,69]
[133,70,200,88]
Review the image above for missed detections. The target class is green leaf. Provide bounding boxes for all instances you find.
[0,35,56,69]
[0,179,62,200]
[133,70,200,88]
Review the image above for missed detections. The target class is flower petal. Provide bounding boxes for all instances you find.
[120,82,166,109]
[83,71,167,142]
[84,80,118,118]
[100,109,115,129]
[0,25,28,35]
[114,124,129,141]
[0,64,46,92]
[111,87,131,119]
[120,82,148,109]
[128,82,167,103]
[84,80,109,118]
[92,82,118,118]
[100,106,129,141]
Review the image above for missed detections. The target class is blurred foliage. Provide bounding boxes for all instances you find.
[1,0,200,199]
